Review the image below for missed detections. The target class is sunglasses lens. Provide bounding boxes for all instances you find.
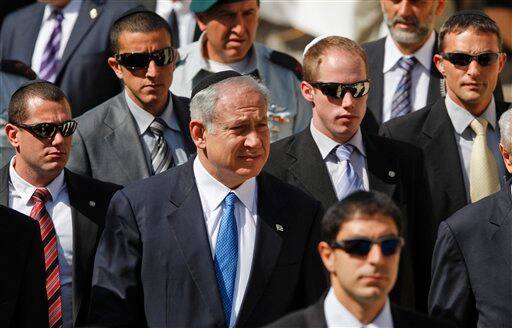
[448,53,472,66]
[153,48,174,66]
[352,81,370,98]
[381,238,401,255]
[344,239,372,255]
[477,53,499,66]
[60,121,77,137]
[33,123,56,138]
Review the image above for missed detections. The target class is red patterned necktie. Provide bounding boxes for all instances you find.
[30,188,63,328]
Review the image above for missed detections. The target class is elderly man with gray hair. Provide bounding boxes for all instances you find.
[429,107,512,327]
[89,71,327,327]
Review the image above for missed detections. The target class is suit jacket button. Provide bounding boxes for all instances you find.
[88,201,96,207]
[388,170,396,178]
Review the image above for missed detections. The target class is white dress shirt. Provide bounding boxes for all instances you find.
[445,95,505,201]
[310,123,369,195]
[125,91,188,169]
[382,32,436,123]
[8,157,73,328]
[193,157,258,328]
[324,288,394,328]
[156,0,197,48]
[31,0,81,82]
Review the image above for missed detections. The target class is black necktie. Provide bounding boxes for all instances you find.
[168,9,180,48]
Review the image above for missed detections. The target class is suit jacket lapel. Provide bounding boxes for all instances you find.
[0,165,10,206]
[421,100,467,215]
[16,4,45,65]
[171,94,195,156]
[166,161,225,326]
[286,129,337,210]
[104,93,150,181]
[367,38,385,122]
[236,173,283,326]
[489,181,512,272]
[426,35,443,105]
[364,134,397,197]
[56,0,102,80]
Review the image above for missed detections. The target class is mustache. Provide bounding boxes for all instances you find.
[391,15,420,28]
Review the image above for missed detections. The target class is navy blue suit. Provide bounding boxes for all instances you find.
[0,0,138,117]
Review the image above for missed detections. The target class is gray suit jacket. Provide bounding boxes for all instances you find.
[67,92,195,186]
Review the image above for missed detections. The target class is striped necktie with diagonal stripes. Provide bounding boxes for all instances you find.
[30,187,62,328]
[334,144,364,200]
[390,56,417,119]
[149,118,174,174]
[40,10,64,82]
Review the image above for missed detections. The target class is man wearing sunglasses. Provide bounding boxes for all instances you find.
[268,191,453,328]
[170,0,311,142]
[265,35,433,311]
[1,80,121,328]
[381,11,510,238]
[67,9,195,186]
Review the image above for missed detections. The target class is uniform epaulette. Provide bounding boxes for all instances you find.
[269,50,303,80]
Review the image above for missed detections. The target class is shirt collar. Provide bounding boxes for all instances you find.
[383,32,435,73]
[43,0,81,21]
[324,288,393,328]
[9,156,66,206]
[310,122,366,160]
[193,156,257,219]
[124,91,180,135]
[445,95,497,135]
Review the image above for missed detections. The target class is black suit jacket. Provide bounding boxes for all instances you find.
[267,297,455,328]
[0,205,48,328]
[0,165,121,326]
[89,159,327,327]
[264,127,432,311]
[0,0,139,117]
[362,36,504,124]
[429,180,512,328]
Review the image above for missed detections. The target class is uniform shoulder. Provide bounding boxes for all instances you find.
[265,46,303,80]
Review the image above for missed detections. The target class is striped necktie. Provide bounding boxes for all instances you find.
[149,118,174,174]
[334,144,364,200]
[168,9,180,48]
[40,10,64,82]
[391,57,417,119]
[31,188,63,328]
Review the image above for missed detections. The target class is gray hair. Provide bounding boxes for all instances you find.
[499,107,512,152]
[190,75,270,132]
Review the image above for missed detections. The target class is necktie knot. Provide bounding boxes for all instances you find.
[52,10,64,22]
[397,56,417,73]
[470,117,488,136]
[224,192,237,208]
[31,187,52,204]
[335,144,355,162]
[149,118,167,137]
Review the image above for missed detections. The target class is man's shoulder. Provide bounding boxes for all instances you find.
[380,101,438,139]
[65,169,122,195]
[367,133,422,159]
[265,299,324,328]
[361,37,386,54]
[3,3,43,24]
[266,130,309,172]
[0,205,38,233]
[75,93,125,127]
[254,42,303,80]
[392,303,456,327]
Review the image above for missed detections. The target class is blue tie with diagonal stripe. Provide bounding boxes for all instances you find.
[335,144,364,200]
[40,10,64,82]
[214,192,238,326]
[391,57,417,119]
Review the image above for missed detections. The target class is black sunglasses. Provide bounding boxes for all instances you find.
[309,80,371,99]
[115,47,175,70]
[441,52,501,67]
[16,120,77,138]
[331,236,404,256]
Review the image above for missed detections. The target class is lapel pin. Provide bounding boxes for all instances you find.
[388,170,396,178]
[88,201,96,207]
[89,8,98,19]
[275,224,284,232]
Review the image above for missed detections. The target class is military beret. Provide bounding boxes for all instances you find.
[190,0,246,13]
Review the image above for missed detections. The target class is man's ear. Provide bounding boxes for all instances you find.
[196,13,209,32]
[301,81,315,103]
[499,143,512,172]
[318,241,335,274]
[108,57,123,79]
[433,54,445,77]
[190,120,207,149]
[5,123,20,149]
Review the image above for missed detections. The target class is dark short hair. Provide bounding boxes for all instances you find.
[438,11,503,52]
[321,191,403,244]
[109,11,172,54]
[8,81,68,125]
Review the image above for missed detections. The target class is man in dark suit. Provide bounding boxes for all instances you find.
[381,11,510,228]
[429,107,512,328]
[89,71,327,327]
[268,191,454,328]
[67,9,195,186]
[0,0,138,117]
[265,35,431,311]
[3,80,120,327]
[0,205,48,328]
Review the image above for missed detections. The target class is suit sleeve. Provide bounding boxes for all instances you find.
[88,190,147,327]
[429,221,476,327]
[67,128,92,177]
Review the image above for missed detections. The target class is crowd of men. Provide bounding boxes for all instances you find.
[0,0,510,327]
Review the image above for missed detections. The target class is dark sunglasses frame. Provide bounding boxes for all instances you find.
[309,80,371,99]
[115,47,175,70]
[440,52,501,67]
[16,120,77,139]
[330,236,405,256]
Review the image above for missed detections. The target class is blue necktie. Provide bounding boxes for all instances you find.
[335,144,364,200]
[391,57,417,119]
[214,192,238,325]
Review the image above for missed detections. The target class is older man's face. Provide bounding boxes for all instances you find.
[194,84,270,188]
